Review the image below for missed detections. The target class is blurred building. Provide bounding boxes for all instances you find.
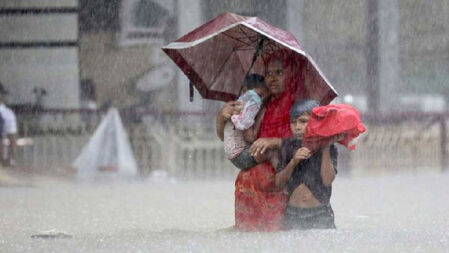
[78,0,177,111]
[0,0,79,109]
[1,0,448,113]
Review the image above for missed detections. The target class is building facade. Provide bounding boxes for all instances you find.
[0,0,80,109]
[1,0,448,113]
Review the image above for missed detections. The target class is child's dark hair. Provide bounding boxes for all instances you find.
[243,74,265,89]
[290,99,320,119]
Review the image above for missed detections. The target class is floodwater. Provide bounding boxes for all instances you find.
[1,171,449,252]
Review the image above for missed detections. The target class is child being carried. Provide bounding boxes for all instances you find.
[223,74,274,170]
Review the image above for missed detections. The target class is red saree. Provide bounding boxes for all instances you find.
[234,50,302,231]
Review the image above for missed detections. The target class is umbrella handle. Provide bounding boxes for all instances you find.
[189,81,194,102]
[246,35,266,76]
[238,35,266,96]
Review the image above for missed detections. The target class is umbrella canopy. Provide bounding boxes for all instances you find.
[162,12,337,104]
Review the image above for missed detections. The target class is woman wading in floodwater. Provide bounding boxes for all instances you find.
[217,50,305,231]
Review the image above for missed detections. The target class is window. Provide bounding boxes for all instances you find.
[118,0,175,47]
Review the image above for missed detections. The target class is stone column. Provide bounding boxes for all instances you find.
[378,0,400,112]
[366,0,380,112]
[176,0,203,112]
[286,0,304,43]
[366,0,400,112]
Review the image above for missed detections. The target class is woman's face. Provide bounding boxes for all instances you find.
[265,59,285,96]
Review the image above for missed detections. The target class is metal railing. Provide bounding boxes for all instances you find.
[11,109,449,178]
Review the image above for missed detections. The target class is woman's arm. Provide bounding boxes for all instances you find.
[216,101,241,141]
[249,137,282,157]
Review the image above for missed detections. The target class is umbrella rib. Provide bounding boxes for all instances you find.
[264,42,279,56]
[210,48,236,88]
[261,54,268,66]
[235,47,256,51]
[229,35,259,41]
[222,32,252,48]
[266,41,277,51]
[238,26,258,44]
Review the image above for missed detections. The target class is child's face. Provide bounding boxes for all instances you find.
[240,87,248,96]
[290,113,310,140]
[253,86,270,99]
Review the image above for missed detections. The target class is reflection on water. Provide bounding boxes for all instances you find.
[1,173,449,252]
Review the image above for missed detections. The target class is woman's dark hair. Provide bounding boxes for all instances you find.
[243,73,265,89]
[290,99,320,119]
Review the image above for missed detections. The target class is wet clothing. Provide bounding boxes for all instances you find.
[224,90,262,161]
[277,138,338,204]
[303,104,366,152]
[231,90,263,130]
[234,53,300,231]
[0,103,17,138]
[283,205,336,230]
[230,147,257,170]
[277,137,338,230]
[223,122,248,160]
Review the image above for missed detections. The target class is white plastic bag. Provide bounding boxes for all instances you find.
[73,108,138,181]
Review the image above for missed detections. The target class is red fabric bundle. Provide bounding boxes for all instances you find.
[303,104,366,152]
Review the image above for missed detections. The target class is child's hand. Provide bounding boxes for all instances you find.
[220,101,242,120]
[334,133,345,142]
[293,147,311,163]
[325,133,346,147]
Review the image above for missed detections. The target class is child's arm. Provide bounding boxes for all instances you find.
[243,107,265,142]
[320,135,342,186]
[216,101,241,141]
[320,143,339,186]
[232,96,260,131]
[275,147,311,189]
[320,147,336,186]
